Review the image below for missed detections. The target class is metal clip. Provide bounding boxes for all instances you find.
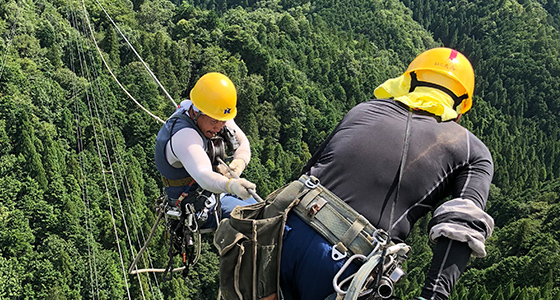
[166,208,181,220]
[204,196,216,209]
[198,209,208,222]
[307,197,327,218]
[304,176,319,189]
[332,242,348,261]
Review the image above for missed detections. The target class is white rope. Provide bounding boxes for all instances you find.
[92,0,178,108]
[79,0,165,124]
[0,0,21,81]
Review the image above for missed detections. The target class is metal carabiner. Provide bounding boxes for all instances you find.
[332,253,368,295]
[332,242,348,261]
[304,176,319,189]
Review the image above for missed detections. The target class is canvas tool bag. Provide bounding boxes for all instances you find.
[213,175,384,300]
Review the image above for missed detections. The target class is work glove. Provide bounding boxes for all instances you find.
[217,158,247,178]
[227,178,256,200]
[228,158,246,177]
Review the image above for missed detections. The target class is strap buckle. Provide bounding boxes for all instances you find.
[304,176,319,189]
[332,242,348,261]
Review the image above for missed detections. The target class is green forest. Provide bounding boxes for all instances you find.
[1,0,560,299]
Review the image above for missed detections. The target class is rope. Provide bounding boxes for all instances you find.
[92,0,178,108]
[0,0,20,81]
[79,0,166,124]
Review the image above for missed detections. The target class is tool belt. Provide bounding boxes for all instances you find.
[161,175,194,187]
[214,174,386,299]
[290,175,389,259]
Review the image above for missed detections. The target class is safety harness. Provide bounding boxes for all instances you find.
[330,109,414,300]
[215,109,414,300]
[128,111,241,280]
[160,125,240,280]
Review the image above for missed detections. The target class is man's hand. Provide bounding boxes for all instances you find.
[228,158,246,176]
[217,158,246,178]
[227,178,256,200]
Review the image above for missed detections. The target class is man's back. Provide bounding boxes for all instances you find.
[309,99,493,242]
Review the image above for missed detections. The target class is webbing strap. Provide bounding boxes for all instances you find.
[340,215,369,250]
[299,188,322,207]
[161,176,194,187]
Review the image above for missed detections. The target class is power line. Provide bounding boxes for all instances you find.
[67,5,100,299]
[92,0,178,108]
[0,0,21,81]
[72,3,132,298]
[80,0,166,124]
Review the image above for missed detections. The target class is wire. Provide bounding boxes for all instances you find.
[92,0,178,108]
[73,4,133,298]
[80,0,166,124]
[0,0,21,81]
[77,2,165,298]
[68,6,101,299]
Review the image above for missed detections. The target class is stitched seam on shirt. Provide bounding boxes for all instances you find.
[390,162,467,231]
[459,129,472,199]
[430,238,453,299]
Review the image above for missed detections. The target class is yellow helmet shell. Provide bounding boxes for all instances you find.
[405,48,475,114]
[190,72,237,121]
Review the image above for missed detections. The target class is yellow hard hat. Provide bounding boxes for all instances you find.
[405,47,475,114]
[190,72,237,121]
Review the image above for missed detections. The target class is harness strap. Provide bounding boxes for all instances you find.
[288,175,381,258]
[341,215,369,250]
[299,188,322,208]
[161,176,194,187]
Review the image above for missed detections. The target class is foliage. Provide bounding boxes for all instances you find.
[1,0,559,298]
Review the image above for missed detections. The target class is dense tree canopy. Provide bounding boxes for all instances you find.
[1,0,559,299]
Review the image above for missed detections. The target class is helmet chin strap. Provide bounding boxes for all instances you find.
[409,71,468,110]
[189,105,203,124]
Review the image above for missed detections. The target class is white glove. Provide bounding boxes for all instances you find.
[216,163,230,177]
[217,158,247,178]
[227,178,256,200]
[229,158,246,177]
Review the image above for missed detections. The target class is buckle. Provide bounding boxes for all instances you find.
[304,176,319,189]
[372,229,389,246]
[332,242,348,261]
[306,196,327,218]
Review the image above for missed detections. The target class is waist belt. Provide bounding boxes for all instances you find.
[274,175,390,260]
[161,176,194,187]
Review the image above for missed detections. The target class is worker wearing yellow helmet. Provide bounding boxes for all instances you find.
[190,72,238,122]
[154,72,256,241]
[278,48,494,300]
[375,47,475,121]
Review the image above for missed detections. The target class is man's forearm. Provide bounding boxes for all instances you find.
[420,237,472,300]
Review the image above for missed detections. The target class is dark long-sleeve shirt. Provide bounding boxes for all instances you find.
[305,98,494,299]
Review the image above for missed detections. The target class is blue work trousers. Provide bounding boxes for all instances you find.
[280,213,359,300]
